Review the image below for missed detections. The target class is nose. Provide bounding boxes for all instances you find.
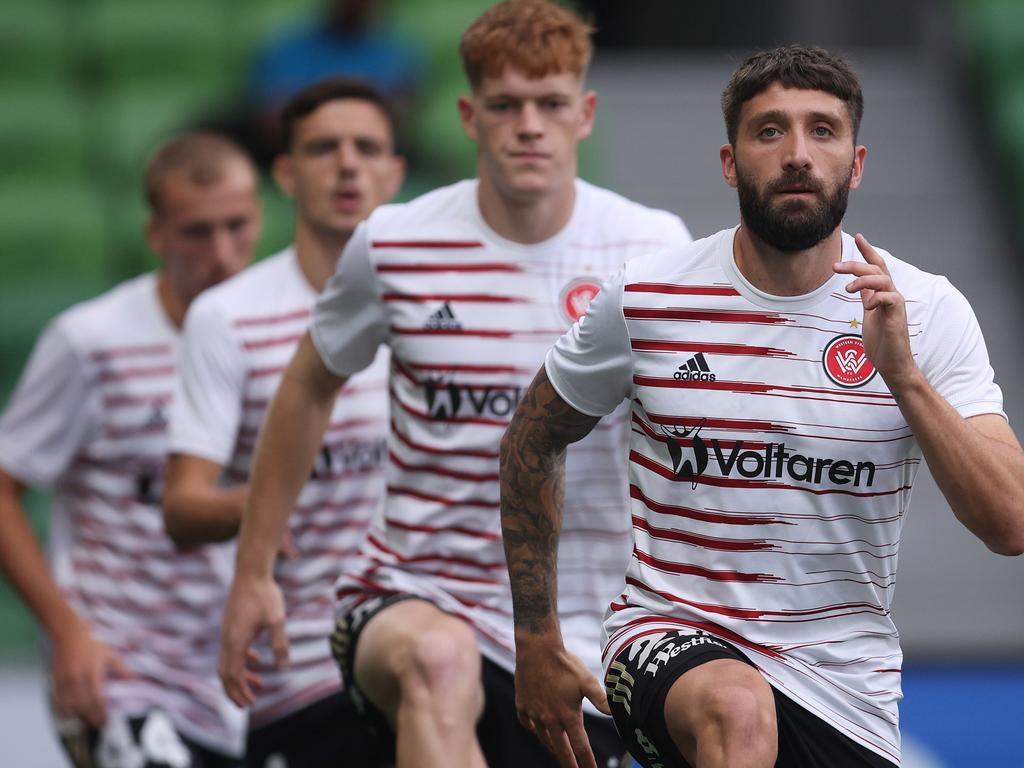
[516,101,544,139]
[782,130,812,170]
[211,228,238,272]
[337,140,359,176]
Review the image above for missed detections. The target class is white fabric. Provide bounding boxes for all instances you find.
[545,227,1005,765]
[0,274,246,757]
[311,178,692,691]
[170,249,389,726]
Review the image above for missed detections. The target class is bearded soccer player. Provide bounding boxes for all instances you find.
[217,2,692,767]
[500,45,1024,768]
[163,78,404,768]
[0,133,260,767]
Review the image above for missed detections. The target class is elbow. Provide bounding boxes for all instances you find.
[161,492,200,549]
[986,536,1024,557]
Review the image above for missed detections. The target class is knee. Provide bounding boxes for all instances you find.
[698,684,776,756]
[399,622,482,709]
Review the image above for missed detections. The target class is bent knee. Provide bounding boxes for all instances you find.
[400,621,481,697]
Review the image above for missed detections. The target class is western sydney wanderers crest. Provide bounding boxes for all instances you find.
[560,278,601,323]
[822,334,876,388]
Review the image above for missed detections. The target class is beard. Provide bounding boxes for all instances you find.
[737,164,852,252]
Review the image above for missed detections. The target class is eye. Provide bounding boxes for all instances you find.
[487,101,513,114]
[541,98,567,111]
[307,140,337,156]
[760,126,780,138]
[355,139,384,157]
[813,125,833,137]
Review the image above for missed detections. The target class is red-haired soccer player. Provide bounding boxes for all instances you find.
[219,3,691,767]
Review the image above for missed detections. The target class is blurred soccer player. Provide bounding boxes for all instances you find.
[217,2,692,767]
[163,77,404,768]
[0,133,260,767]
[501,45,1024,768]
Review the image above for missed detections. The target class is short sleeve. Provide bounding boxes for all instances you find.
[917,279,1004,420]
[311,223,389,377]
[0,320,99,486]
[167,296,247,464]
[545,270,633,417]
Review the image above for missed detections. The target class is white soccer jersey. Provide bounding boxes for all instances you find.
[169,248,389,727]
[311,179,692,684]
[545,226,1005,764]
[0,274,246,756]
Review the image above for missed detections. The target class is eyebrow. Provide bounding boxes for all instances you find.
[751,109,844,125]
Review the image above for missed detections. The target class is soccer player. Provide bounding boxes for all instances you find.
[163,77,404,768]
[500,45,1024,768]
[0,133,261,768]
[217,2,692,767]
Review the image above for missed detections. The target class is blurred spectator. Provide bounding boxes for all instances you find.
[214,0,422,168]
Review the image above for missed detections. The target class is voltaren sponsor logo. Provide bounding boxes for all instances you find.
[661,421,875,488]
[424,376,522,420]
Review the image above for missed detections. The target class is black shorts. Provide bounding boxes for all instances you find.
[330,591,628,768]
[58,710,241,768]
[605,629,897,768]
[246,690,384,768]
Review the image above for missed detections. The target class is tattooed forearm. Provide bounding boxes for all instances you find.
[500,367,600,637]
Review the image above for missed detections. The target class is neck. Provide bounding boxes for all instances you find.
[476,173,576,245]
[733,224,843,297]
[294,217,350,293]
[156,273,187,328]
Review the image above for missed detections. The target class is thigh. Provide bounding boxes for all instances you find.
[772,691,897,768]
[60,710,241,768]
[476,658,627,768]
[245,692,381,768]
[606,629,753,768]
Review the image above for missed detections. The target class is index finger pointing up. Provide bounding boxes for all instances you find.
[855,233,889,274]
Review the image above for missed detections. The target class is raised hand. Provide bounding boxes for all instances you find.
[833,233,918,392]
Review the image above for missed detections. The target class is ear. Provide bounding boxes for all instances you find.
[145,214,166,261]
[386,155,406,200]
[458,94,478,142]
[272,153,296,199]
[720,143,738,189]
[848,145,867,191]
[577,90,597,141]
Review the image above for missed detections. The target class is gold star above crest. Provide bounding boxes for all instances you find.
[849,318,861,328]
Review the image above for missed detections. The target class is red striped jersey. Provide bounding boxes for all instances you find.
[545,227,1005,764]
[311,179,692,685]
[0,274,246,756]
[169,248,389,726]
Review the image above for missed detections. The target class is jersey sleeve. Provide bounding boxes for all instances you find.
[544,270,634,417]
[167,296,246,465]
[0,320,99,486]
[310,222,389,377]
[917,278,1004,420]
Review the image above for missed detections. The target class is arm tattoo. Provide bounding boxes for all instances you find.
[500,367,600,636]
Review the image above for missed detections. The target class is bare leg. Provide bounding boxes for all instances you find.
[353,600,486,768]
[663,658,777,768]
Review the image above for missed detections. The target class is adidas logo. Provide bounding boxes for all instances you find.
[673,352,716,381]
[424,302,462,330]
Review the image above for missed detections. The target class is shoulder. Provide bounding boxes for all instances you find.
[193,249,295,316]
[364,180,477,241]
[577,180,688,240]
[621,228,728,285]
[54,273,160,353]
